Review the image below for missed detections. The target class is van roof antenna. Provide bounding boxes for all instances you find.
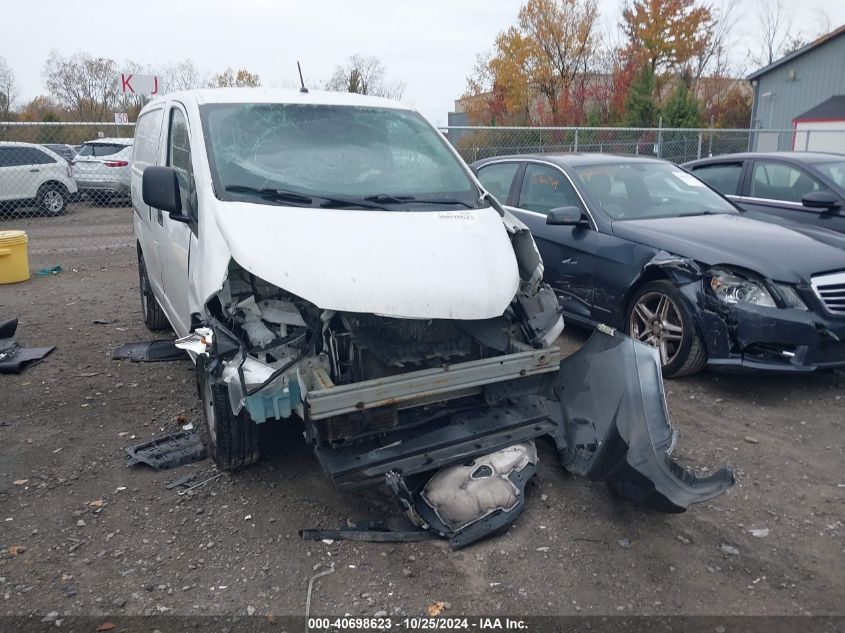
[297,62,308,94]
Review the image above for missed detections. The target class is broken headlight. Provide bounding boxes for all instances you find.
[707,268,776,308]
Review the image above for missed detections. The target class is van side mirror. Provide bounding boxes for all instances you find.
[142,166,193,223]
[546,206,586,226]
[802,190,841,211]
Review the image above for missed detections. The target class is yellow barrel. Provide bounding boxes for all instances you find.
[0,230,30,284]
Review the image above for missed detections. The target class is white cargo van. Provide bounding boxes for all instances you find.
[131,88,731,546]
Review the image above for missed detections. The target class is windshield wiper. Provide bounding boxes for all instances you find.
[225,185,313,205]
[363,194,475,209]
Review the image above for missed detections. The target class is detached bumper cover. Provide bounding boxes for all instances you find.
[556,330,735,512]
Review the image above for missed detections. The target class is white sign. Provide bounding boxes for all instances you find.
[114,112,129,125]
[119,73,161,95]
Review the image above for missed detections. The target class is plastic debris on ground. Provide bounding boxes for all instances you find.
[0,318,55,374]
[124,430,207,469]
[33,265,62,276]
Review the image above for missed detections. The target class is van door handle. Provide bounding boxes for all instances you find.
[29,168,40,173]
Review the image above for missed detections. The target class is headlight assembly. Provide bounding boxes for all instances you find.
[708,268,776,308]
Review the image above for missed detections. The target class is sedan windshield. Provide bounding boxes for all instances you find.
[575,162,737,220]
[815,161,845,188]
[200,103,482,210]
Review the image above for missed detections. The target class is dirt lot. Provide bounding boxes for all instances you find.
[1,205,843,618]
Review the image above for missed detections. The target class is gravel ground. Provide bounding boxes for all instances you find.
[0,205,843,618]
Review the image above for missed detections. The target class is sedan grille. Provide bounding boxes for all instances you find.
[811,271,845,315]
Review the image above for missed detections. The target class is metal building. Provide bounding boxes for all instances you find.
[748,24,845,150]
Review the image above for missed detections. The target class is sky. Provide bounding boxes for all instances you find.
[3,0,844,126]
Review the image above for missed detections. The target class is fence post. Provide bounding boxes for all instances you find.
[538,128,543,153]
[657,117,663,158]
[574,127,579,152]
[697,131,703,159]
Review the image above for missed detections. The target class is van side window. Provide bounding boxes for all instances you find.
[133,108,163,168]
[167,108,193,215]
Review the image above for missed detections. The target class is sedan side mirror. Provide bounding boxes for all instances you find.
[802,190,841,211]
[546,206,586,226]
[142,166,193,224]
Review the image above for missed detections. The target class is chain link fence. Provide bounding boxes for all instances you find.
[0,121,137,268]
[440,126,845,164]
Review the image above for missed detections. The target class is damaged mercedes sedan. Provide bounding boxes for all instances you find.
[473,153,845,377]
[131,89,733,547]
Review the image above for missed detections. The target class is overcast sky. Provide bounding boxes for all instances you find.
[3,0,843,126]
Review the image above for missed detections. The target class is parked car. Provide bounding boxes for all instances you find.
[472,153,845,377]
[129,89,732,540]
[0,141,78,215]
[41,143,78,164]
[683,152,845,234]
[73,138,133,203]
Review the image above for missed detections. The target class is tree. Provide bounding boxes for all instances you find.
[213,67,261,88]
[0,56,18,119]
[326,55,405,100]
[662,77,702,127]
[517,0,600,122]
[159,59,207,92]
[711,85,752,128]
[622,0,714,81]
[752,0,792,67]
[623,65,658,127]
[463,0,600,125]
[18,96,62,122]
[42,50,121,121]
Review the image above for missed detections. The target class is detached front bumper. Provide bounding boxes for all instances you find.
[314,330,733,515]
[695,298,845,373]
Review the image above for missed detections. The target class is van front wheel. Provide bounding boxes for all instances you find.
[197,359,260,471]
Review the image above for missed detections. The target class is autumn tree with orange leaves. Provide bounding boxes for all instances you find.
[621,0,714,88]
[463,0,600,126]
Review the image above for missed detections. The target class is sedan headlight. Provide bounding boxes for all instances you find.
[708,268,776,307]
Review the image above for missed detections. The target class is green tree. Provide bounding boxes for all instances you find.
[662,79,702,127]
[623,65,658,127]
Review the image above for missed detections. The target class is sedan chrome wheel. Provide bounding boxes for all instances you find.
[629,291,684,366]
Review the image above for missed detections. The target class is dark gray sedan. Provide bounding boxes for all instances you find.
[472,153,845,377]
[683,152,845,234]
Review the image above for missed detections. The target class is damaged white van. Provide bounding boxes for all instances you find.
[132,89,733,547]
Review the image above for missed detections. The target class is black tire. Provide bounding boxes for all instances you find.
[37,183,67,216]
[626,280,707,378]
[197,358,260,471]
[137,249,170,331]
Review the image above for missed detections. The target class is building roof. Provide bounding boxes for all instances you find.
[794,95,845,121]
[747,24,845,81]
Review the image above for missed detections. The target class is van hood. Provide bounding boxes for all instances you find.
[213,203,520,320]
